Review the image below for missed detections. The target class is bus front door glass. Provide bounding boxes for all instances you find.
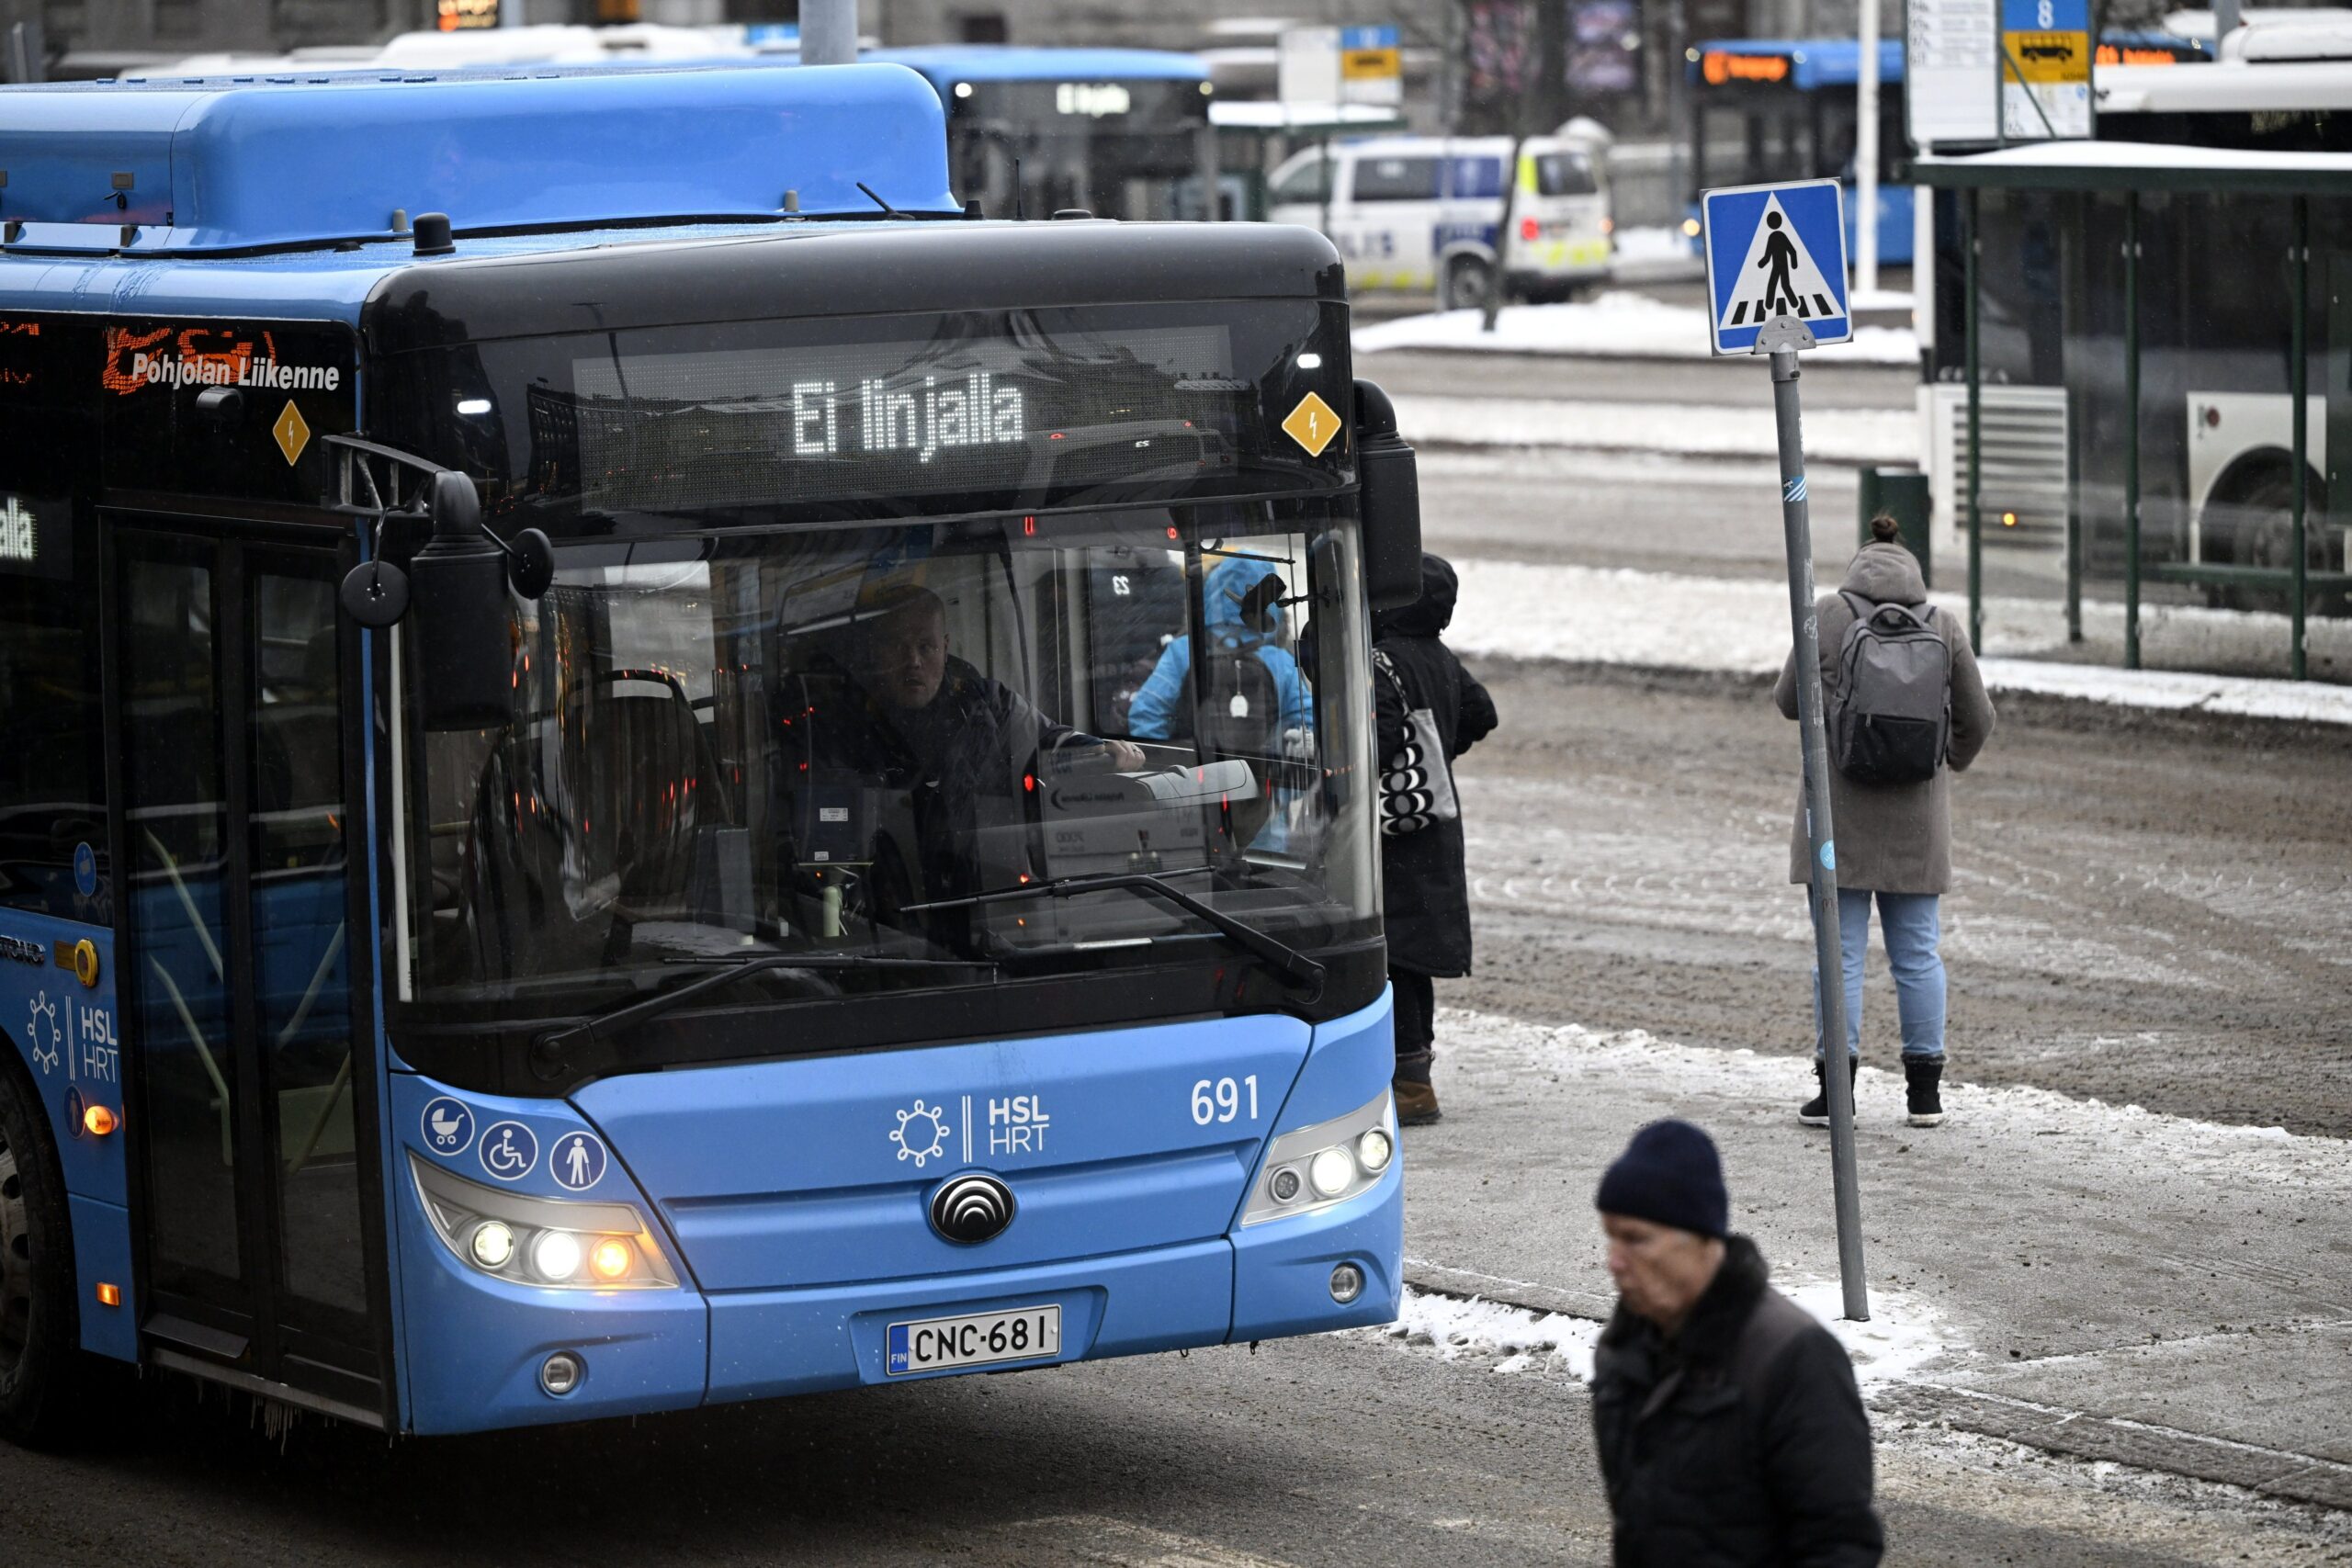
[119,529,375,1383]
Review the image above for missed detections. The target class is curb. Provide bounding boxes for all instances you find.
[1400,1266,2352,1509]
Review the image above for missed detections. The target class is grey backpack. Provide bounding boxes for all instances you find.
[1826,592,1951,785]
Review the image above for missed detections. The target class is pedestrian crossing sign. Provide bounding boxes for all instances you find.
[1701,178,1851,355]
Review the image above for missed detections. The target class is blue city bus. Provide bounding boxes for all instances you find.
[1685,39,1913,265]
[0,61,1413,1441]
[866,46,1218,221]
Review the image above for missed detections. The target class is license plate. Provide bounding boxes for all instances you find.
[887,1304,1062,1376]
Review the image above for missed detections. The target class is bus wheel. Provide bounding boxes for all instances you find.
[2229,467,2343,615]
[0,1060,80,1448]
[1439,254,1494,313]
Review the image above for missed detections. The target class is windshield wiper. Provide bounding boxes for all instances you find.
[905,873,1327,998]
[531,952,999,1061]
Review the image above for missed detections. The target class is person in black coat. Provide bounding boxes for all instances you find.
[1590,1121,1884,1568]
[1373,552,1497,1126]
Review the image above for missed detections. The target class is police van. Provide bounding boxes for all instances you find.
[1265,134,1613,310]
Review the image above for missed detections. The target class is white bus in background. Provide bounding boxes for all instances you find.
[1265,132,1615,310]
[2102,11,2352,593]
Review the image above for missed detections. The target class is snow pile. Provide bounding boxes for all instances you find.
[1384,1277,1958,1391]
[1383,1286,1601,1378]
[1786,1282,1963,1388]
[1391,393,1916,465]
[1354,290,1918,366]
[1442,557,2352,724]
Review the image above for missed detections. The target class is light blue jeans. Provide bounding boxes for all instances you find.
[1811,888,1947,1064]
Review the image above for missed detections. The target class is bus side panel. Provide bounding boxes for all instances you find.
[0,913,127,1205]
[1230,989,1401,1342]
[0,912,132,1361]
[67,1195,136,1360]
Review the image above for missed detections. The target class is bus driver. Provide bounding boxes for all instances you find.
[788,582,1143,923]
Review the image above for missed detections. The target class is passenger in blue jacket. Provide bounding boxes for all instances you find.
[1127,556,1314,849]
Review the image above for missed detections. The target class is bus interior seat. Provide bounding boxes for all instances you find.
[466,672,716,980]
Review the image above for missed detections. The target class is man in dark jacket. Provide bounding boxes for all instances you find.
[1590,1120,1883,1568]
[796,584,1140,919]
[1374,552,1497,1126]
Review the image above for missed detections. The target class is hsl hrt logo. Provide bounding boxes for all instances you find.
[0,497,36,564]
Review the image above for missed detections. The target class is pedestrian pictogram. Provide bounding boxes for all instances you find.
[1701,179,1851,355]
[273,399,311,464]
[1282,391,1341,457]
[551,1130,608,1191]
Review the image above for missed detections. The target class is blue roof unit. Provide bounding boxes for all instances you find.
[1691,39,1907,90]
[0,62,956,255]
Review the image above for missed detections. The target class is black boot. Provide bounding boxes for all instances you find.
[1905,1059,1946,1127]
[1799,1056,1858,1127]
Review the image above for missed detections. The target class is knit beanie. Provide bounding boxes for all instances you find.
[1593,1119,1729,1239]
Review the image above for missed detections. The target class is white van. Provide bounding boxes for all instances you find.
[1265,134,1613,310]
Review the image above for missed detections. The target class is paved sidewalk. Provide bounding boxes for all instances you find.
[1442,558,2352,722]
[1401,1010,2352,1512]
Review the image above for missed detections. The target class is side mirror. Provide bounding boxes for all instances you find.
[1353,379,1423,612]
[411,471,515,732]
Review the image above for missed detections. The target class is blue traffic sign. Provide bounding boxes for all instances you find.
[1701,178,1851,355]
[1341,23,1399,50]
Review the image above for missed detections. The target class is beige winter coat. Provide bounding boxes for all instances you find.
[1774,543,1996,895]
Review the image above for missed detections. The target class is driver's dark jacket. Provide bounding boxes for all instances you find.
[788,656,1088,908]
[1590,1235,1883,1568]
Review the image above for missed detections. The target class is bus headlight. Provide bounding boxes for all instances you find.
[411,1153,679,1291]
[1240,1089,1396,1225]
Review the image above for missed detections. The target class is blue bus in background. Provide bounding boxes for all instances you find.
[0,61,1411,1442]
[1685,39,1913,265]
[868,46,1219,221]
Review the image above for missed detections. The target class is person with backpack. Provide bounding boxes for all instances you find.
[1127,555,1314,849]
[1775,514,1996,1129]
[1374,553,1497,1126]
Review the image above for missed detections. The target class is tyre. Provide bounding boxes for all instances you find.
[2221,467,2344,615]
[1438,254,1494,313]
[0,1057,80,1447]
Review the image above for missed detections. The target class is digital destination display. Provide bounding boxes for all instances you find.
[537,318,1269,512]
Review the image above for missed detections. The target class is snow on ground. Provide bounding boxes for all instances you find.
[1444,557,2352,723]
[1441,1009,2352,1198]
[1391,393,1915,466]
[1380,1286,1600,1379]
[1381,1280,1954,1390]
[1354,290,1918,366]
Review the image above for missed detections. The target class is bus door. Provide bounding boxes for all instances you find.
[112,522,386,1421]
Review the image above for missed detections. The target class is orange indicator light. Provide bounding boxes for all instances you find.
[590,1239,632,1281]
[83,1103,118,1137]
[96,1282,121,1308]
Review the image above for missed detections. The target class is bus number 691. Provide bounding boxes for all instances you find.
[1191,1076,1259,1124]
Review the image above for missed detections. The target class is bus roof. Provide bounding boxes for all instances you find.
[0,64,954,258]
[1690,39,1905,90]
[866,46,1210,86]
[2098,57,2352,112]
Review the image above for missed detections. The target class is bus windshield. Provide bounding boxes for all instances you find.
[396,503,1377,1035]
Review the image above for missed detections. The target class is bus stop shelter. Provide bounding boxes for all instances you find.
[1916,142,2352,681]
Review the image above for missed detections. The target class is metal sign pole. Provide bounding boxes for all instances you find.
[1758,311,1871,1323]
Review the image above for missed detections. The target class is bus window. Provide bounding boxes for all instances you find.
[1351,156,1442,203]
[0,512,105,921]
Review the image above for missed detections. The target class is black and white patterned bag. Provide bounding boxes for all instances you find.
[1374,649,1458,837]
